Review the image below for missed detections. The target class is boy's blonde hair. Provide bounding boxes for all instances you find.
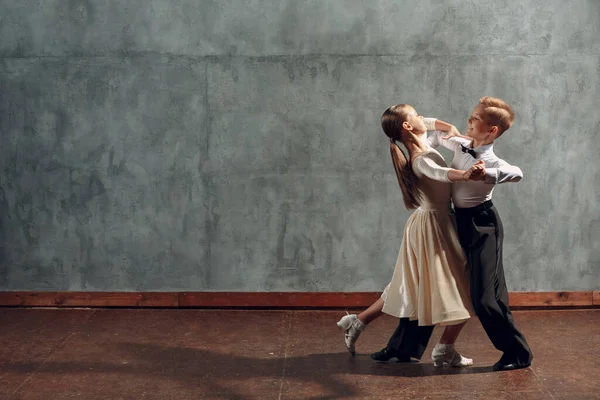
[479,96,514,136]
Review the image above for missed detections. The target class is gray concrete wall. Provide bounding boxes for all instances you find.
[0,0,598,291]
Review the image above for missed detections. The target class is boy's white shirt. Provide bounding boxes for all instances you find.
[423,117,523,208]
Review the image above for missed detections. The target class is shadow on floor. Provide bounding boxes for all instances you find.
[2,342,497,399]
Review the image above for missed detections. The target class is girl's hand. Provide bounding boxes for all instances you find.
[442,126,470,140]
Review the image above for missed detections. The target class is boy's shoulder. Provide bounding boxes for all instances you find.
[447,136,471,148]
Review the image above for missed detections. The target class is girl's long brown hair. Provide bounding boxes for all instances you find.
[381,105,421,209]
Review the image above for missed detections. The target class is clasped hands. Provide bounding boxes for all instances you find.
[463,160,485,181]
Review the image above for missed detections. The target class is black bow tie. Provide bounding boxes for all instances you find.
[460,144,477,158]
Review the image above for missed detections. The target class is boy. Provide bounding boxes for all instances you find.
[373,97,533,371]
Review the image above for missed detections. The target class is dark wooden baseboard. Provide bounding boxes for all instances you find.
[0,291,598,308]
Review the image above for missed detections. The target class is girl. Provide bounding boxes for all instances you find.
[337,104,481,367]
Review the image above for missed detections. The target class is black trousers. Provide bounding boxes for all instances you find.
[454,200,532,365]
[386,318,434,359]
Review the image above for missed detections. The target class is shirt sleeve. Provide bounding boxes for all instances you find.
[413,153,452,183]
[423,117,437,131]
[483,158,523,184]
[427,130,462,152]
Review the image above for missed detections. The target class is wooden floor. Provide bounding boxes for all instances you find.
[0,308,598,399]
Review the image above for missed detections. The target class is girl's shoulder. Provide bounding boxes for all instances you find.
[412,148,446,166]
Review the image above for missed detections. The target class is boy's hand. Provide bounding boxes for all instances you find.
[442,126,470,140]
[467,160,485,181]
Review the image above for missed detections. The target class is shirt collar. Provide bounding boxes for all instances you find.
[461,138,493,155]
[472,142,494,154]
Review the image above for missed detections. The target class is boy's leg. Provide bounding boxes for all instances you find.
[371,318,434,361]
[388,318,435,359]
[457,205,533,369]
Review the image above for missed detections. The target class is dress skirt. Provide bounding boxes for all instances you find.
[381,203,473,326]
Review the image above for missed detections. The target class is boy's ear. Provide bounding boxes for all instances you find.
[489,125,499,139]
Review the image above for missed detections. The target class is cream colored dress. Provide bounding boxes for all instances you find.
[380,149,473,326]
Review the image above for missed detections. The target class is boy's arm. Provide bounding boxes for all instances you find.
[423,118,441,149]
[424,117,461,151]
[481,158,523,184]
[434,119,463,139]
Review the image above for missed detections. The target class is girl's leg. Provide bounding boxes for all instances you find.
[432,321,473,367]
[337,298,385,355]
[357,297,384,324]
[439,320,467,344]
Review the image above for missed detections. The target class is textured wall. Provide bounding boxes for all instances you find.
[0,0,598,291]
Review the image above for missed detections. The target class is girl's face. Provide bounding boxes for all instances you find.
[403,107,427,135]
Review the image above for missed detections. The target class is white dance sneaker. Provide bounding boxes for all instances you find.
[336,313,365,356]
[431,343,473,367]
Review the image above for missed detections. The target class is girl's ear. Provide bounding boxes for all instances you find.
[402,121,411,131]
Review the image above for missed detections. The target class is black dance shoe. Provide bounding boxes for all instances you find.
[492,356,531,371]
[370,347,411,362]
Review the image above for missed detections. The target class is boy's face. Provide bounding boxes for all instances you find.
[466,104,496,142]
